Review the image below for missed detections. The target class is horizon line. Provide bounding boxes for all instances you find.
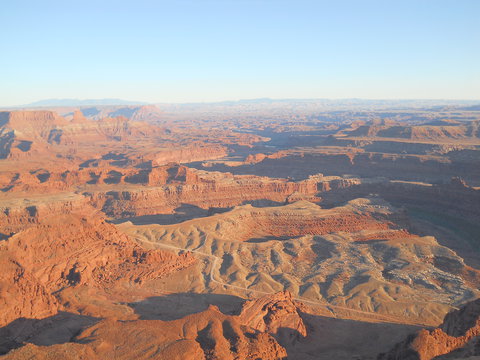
[3,97,480,108]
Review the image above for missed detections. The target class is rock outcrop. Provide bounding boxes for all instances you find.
[240,291,307,345]
[2,292,306,359]
[339,119,480,141]
[120,198,479,325]
[0,212,195,327]
[91,171,358,219]
[379,298,480,360]
[0,110,234,164]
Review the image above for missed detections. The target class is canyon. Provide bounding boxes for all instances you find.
[0,102,479,359]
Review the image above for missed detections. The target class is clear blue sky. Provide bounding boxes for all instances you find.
[1,0,479,105]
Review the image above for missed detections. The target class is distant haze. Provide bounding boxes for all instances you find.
[19,99,148,107]
[5,98,480,112]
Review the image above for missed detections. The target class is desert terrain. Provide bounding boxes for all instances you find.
[1,100,480,359]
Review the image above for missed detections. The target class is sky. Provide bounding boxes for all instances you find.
[1,0,479,106]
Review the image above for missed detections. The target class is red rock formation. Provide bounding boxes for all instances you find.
[244,151,288,165]
[71,110,88,124]
[1,111,67,129]
[0,193,91,234]
[0,110,233,166]
[240,291,307,345]
[0,163,204,194]
[1,292,305,359]
[0,212,195,327]
[130,104,164,122]
[0,260,59,328]
[90,171,360,219]
[340,119,480,141]
[150,143,228,166]
[379,298,480,360]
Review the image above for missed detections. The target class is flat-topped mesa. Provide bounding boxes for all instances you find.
[1,110,165,141]
[339,119,480,141]
[244,151,288,165]
[0,110,68,129]
[0,111,68,158]
[151,143,229,166]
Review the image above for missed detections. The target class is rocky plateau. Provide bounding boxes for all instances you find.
[1,105,479,359]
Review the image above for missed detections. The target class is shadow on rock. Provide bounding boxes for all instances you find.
[128,292,245,320]
[0,311,100,355]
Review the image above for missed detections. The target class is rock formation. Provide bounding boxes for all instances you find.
[2,291,305,360]
[379,298,480,359]
[0,210,195,328]
[1,105,480,359]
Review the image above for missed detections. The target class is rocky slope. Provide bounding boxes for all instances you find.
[1,107,480,359]
[339,119,480,141]
[0,163,362,228]
[0,210,195,329]
[120,198,480,325]
[2,291,306,359]
[379,298,480,360]
[0,110,260,166]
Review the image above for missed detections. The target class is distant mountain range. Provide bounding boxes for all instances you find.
[19,98,148,107]
[9,98,480,111]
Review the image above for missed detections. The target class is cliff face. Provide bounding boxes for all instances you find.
[0,111,66,159]
[379,298,480,360]
[89,170,358,219]
[150,144,228,165]
[0,163,200,193]
[0,110,232,164]
[1,111,67,129]
[1,106,480,359]
[0,166,362,235]
[0,193,91,234]
[340,119,480,141]
[94,176,321,218]
[198,148,480,185]
[322,178,480,223]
